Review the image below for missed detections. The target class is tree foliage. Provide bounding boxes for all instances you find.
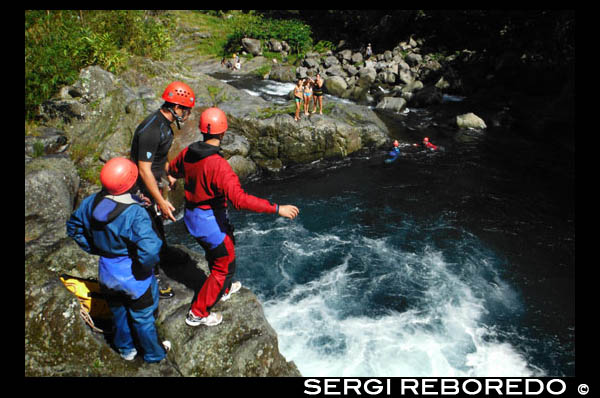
[25,10,173,121]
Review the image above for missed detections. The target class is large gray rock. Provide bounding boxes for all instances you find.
[456,112,487,129]
[269,64,297,82]
[25,156,80,261]
[242,38,262,56]
[70,65,117,104]
[324,76,348,97]
[376,97,407,113]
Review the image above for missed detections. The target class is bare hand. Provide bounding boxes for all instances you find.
[159,199,177,222]
[167,175,177,190]
[278,205,299,220]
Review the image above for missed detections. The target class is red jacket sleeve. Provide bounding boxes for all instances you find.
[168,148,186,179]
[215,157,277,214]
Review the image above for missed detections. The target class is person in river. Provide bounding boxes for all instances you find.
[390,140,401,157]
[413,137,439,151]
[130,81,196,299]
[294,79,304,121]
[66,158,171,363]
[168,107,300,327]
[303,77,313,116]
[311,73,324,115]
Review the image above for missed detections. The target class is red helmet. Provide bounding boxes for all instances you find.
[162,81,195,108]
[100,158,138,195]
[423,137,430,142]
[199,107,228,135]
[393,140,399,147]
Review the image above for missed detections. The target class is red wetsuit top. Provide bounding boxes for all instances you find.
[168,141,278,214]
[424,141,438,150]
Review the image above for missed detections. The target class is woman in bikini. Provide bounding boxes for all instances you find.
[294,79,304,121]
[312,73,324,114]
[303,78,313,116]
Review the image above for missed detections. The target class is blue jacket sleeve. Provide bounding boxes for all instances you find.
[127,206,163,269]
[66,196,95,254]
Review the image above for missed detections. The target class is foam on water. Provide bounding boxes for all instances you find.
[235,216,544,377]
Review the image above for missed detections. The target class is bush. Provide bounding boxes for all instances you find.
[224,12,312,56]
[25,10,173,122]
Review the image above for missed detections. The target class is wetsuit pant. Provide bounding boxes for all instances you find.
[103,277,166,363]
[190,234,237,318]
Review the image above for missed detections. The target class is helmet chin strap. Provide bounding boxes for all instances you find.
[168,108,182,129]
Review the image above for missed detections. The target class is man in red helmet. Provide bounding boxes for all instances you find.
[66,158,170,362]
[130,81,196,299]
[168,107,300,327]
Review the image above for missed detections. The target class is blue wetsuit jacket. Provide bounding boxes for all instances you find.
[66,192,163,299]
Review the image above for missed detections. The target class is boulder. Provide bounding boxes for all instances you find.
[70,65,117,104]
[227,155,258,181]
[406,52,423,66]
[456,112,487,129]
[25,127,69,159]
[408,86,443,107]
[324,76,348,97]
[303,57,320,69]
[269,64,297,83]
[323,55,340,68]
[351,52,363,65]
[25,156,80,261]
[376,97,407,113]
[357,67,377,87]
[268,38,283,52]
[242,38,262,56]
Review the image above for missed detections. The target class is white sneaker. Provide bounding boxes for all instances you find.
[120,348,137,361]
[220,281,242,302]
[162,340,171,353]
[185,310,223,327]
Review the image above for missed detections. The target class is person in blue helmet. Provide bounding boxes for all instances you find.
[66,157,170,363]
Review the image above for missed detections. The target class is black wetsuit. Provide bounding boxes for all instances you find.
[130,109,175,248]
[130,109,174,194]
[130,110,177,298]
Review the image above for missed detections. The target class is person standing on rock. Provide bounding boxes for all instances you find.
[66,158,170,363]
[311,73,324,115]
[294,79,304,121]
[130,81,196,299]
[168,107,300,327]
[303,78,313,116]
[366,43,373,60]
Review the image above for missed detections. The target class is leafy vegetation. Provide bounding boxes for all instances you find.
[223,12,312,56]
[25,10,174,122]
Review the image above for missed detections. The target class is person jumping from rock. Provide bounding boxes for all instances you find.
[168,107,300,327]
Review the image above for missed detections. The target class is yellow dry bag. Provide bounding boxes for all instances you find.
[60,274,112,333]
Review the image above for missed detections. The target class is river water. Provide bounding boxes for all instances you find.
[165,74,575,377]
